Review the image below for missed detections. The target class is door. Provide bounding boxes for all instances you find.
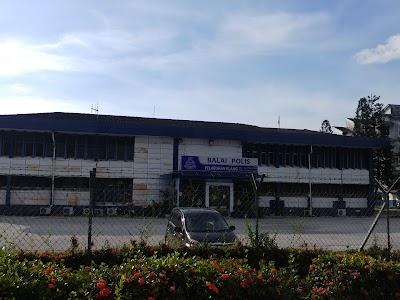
[205,182,234,213]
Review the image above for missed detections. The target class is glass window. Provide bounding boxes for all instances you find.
[127,138,134,161]
[87,136,96,160]
[97,136,107,160]
[14,132,24,157]
[1,131,10,157]
[44,133,54,157]
[56,134,66,158]
[108,137,116,160]
[116,137,126,161]
[35,134,44,157]
[268,145,275,166]
[260,144,267,165]
[66,135,76,158]
[76,135,86,159]
[24,132,34,157]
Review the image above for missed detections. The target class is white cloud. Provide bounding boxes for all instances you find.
[0,40,73,77]
[0,96,90,114]
[355,34,400,64]
[212,11,329,57]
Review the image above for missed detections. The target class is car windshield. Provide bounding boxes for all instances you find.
[184,212,230,232]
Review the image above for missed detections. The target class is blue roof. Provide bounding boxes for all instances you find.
[0,112,389,149]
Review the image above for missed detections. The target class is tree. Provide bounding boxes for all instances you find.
[320,120,333,134]
[353,95,393,187]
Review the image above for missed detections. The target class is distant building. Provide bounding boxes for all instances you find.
[332,118,355,136]
[0,112,389,217]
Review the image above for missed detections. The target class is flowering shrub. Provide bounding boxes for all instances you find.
[2,246,400,299]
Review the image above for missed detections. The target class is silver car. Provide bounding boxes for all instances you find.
[165,207,237,247]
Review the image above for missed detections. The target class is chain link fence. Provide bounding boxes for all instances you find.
[1,174,400,253]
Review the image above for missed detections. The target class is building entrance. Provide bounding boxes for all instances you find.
[205,182,234,214]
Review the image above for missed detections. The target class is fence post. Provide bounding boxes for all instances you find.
[88,168,96,261]
[385,191,391,259]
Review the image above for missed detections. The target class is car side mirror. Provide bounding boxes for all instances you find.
[174,226,183,233]
[229,225,236,232]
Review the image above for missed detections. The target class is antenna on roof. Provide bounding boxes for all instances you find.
[278,115,280,131]
[91,103,99,121]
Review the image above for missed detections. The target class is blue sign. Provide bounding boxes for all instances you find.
[182,156,258,173]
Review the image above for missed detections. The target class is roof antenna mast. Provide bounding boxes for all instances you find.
[278,115,281,131]
[91,103,99,121]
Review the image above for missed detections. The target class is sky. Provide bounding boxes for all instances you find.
[0,1,399,131]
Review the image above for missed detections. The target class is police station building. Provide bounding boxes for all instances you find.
[0,112,388,217]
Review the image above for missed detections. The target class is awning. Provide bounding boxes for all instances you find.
[171,170,260,180]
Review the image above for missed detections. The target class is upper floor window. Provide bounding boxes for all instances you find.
[0,130,135,162]
[244,142,369,170]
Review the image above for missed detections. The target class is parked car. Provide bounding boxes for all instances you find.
[165,207,237,247]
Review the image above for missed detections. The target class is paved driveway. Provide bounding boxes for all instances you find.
[0,215,398,251]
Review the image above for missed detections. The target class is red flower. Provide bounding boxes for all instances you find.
[44,267,54,275]
[364,265,371,270]
[48,283,55,289]
[85,266,91,271]
[221,273,230,279]
[148,298,155,300]
[353,272,360,277]
[124,278,132,283]
[97,280,106,290]
[240,281,247,287]
[100,288,111,297]
[170,286,176,292]
[271,268,277,275]
[133,272,141,278]
[148,272,157,278]
[50,278,57,285]
[138,278,146,285]
[206,281,219,294]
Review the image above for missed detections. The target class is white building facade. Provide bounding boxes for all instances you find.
[0,113,388,217]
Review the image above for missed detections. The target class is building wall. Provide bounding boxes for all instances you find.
[132,136,174,206]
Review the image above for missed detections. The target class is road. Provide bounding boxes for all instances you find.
[1,215,399,251]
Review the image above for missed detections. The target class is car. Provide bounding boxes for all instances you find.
[165,207,237,247]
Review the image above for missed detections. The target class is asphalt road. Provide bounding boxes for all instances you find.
[1,215,399,251]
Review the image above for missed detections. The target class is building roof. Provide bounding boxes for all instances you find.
[384,104,400,116]
[0,112,389,149]
[333,126,353,134]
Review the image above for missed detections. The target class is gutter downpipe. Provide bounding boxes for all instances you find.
[51,132,55,207]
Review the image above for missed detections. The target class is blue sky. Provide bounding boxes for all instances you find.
[0,0,399,131]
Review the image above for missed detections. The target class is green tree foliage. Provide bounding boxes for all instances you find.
[353,95,393,187]
[320,119,333,134]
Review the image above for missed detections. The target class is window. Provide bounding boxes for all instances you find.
[25,132,34,157]
[66,135,76,158]
[97,136,107,160]
[56,134,66,158]
[76,135,86,159]
[0,131,10,157]
[44,133,54,157]
[116,137,126,161]
[260,144,267,165]
[14,132,24,157]
[268,145,275,166]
